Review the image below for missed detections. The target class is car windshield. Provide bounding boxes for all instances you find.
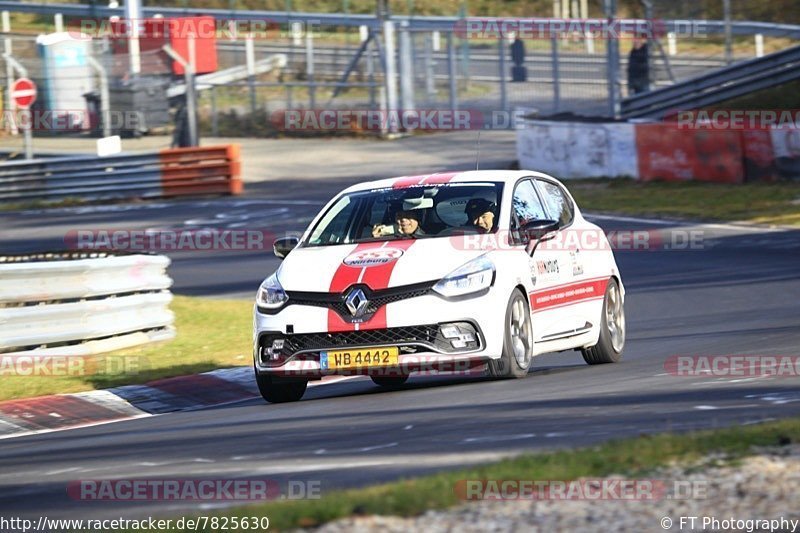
[306,182,504,246]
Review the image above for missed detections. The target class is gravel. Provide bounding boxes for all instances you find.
[308,445,800,532]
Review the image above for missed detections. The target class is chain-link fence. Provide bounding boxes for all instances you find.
[1,11,799,138]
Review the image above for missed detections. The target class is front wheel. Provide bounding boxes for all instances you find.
[255,368,308,403]
[581,277,625,365]
[488,289,533,378]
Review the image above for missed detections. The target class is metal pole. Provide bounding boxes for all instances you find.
[305,29,315,109]
[163,44,198,147]
[4,53,31,157]
[447,32,457,111]
[424,33,435,99]
[723,0,733,64]
[755,33,764,57]
[667,32,677,56]
[87,55,111,138]
[23,110,32,159]
[498,36,507,112]
[2,11,17,135]
[54,13,63,33]
[550,34,560,113]
[211,85,218,137]
[398,21,414,113]
[383,19,399,132]
[186,37,198,146]
[125,0,142,75]
[604,0,620,118]
[367,37,376,109]
[246,35,256,113]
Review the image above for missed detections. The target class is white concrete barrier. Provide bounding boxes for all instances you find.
[516,118,638,179]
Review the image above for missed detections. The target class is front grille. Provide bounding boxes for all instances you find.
[258,323,482,364]
[286,324,450,353]
[284,280,436,322]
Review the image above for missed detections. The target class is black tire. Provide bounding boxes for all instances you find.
[255,369,308,403]
[488,289,533,378]
[370,375,409,387]
[582,278,625,365]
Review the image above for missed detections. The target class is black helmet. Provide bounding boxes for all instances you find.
[465,198,496,218]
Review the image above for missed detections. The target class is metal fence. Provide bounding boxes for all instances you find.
[0,145,242,202]
[0,251,175,356]
[1,7,799,136]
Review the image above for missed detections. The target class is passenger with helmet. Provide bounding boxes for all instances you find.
[464,198,497,233]
[372,206,427,238]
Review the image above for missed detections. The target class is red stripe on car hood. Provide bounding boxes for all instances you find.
[327,240,417,332]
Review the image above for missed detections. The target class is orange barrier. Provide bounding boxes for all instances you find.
[158,144,243,197]
[635,124,744,183]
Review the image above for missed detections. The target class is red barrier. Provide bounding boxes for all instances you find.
[741,130,779,182]
[635,124,744,183]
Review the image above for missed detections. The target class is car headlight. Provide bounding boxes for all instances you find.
[433,255,495,298]
[256,273,288,309]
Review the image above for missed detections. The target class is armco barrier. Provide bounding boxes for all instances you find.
[0,144,242,203]
[0,252,175,355]
[516,115,800,182]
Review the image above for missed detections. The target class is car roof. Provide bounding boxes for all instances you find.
[342,170,562,193]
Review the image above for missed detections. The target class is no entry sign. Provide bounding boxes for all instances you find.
[11,78,37,109]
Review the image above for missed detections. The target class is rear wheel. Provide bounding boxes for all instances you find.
[582,278,625,364]
[255,368,308,403]
[488,289,533,378]
[370,375,409,387]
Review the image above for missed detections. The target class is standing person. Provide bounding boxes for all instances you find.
[510,36,527,82]
[627,35,650,95]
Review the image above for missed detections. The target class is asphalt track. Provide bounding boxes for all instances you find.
[1,182,800,521]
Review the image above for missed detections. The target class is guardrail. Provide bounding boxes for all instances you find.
[0,144,242,203]
[0,252,175,356]
[621,44,800,119]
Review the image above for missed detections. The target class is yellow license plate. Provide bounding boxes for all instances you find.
[320,347,399,371]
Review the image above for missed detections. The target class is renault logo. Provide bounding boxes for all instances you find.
[344,288,369,317]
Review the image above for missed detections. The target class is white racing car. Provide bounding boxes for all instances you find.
[253,170,625,402]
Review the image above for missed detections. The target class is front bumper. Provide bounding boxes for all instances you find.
[253,290,507,376]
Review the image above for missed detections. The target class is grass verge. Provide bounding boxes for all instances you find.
[0,295,253,402]
[184,417,799,531]
[569,179,800,226]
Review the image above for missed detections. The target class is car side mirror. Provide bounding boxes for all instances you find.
[521,219,559,256]
[273,237,299,259]
[522,219,559,241]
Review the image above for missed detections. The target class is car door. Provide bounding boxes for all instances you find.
[509,178,572,343]
[532,178,598,339]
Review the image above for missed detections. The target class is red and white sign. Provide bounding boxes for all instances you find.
[11,78,37,109]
